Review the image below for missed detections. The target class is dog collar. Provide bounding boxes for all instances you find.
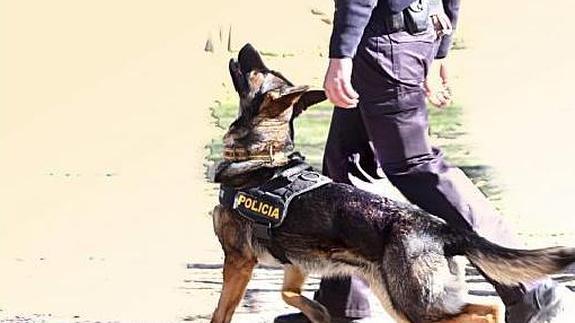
[223,144,290,166]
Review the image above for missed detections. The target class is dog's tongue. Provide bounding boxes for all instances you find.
[238,43,268,74]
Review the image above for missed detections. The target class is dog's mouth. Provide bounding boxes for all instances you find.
[229,44,296,99]
[229,43,269,96]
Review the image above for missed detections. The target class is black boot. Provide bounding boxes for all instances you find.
[505,280,573,323]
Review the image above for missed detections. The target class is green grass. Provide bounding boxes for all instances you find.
[209,98,472,166]
[291,103,333,168]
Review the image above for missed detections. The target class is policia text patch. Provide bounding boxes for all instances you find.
[234,191,282,224]
[219,161,332,228]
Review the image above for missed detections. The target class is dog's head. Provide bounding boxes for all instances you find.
[224,43,326,164]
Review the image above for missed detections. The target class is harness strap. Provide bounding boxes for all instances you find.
[218,155,332,265]
[275,161,312,178]
[252,223,291,264]
[219,185,236,210]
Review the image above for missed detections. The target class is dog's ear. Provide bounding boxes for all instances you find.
[293,90,327,117]
[261,86,309,116]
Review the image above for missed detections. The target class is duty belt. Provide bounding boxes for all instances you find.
[377,0,451,36]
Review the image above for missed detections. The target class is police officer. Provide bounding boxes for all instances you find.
[275,0,571,322]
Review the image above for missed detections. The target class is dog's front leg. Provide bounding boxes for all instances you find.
[211,255,257,323]
[281,265,330,323]
[211,206,257,323]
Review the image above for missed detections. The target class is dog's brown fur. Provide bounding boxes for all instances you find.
[209,44,575,323]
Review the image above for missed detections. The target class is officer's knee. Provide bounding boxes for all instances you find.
[380,150,450,178]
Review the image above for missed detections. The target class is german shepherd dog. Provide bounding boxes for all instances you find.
[210,44,575,323]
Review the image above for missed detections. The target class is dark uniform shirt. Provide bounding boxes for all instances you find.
[329,0,461,59]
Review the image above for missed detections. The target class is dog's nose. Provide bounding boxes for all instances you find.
[229,58,239,72]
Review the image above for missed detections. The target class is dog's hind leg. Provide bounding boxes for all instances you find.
[211,254,257,323]
[434,304,501,323]
[369,279,411,323]
[281,265,330,323]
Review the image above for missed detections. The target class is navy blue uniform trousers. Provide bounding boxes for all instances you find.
[315,21,527,317]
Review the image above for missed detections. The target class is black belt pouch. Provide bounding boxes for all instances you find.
[403,0,430,34]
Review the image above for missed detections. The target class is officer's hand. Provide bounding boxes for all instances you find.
[323,58,359,108]
[424,59,452,108]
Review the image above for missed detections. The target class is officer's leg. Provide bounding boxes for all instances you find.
[352,28,529,307]
[322,106,380,184]
[360,99,529,306]
[275,105,376,323]
[315,107,375,319]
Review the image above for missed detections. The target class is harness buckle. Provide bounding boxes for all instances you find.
[253,222,272,240]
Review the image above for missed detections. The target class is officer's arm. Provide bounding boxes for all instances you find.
[435,0,461,59]
[329,0,421,58]
[329,0,377,58]
[326,0,414,108]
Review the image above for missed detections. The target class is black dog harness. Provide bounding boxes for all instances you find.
[219,156,332,263]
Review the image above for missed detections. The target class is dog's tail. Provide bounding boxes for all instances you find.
[446,229,575,285]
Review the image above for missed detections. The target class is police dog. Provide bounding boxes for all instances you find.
[210,44,575,323]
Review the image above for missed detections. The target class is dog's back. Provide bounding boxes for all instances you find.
[271,182,438,266]
[253,181,575,322]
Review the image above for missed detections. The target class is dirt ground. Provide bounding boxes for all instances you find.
[1,1,574,322]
